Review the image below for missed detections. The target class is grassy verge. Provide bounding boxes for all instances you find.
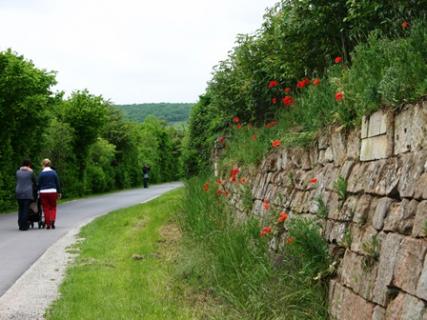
[46,188,218,320]
[177,177,332,320]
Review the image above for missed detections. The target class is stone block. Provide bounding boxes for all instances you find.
[393,237,427,296]
[309,191,331,215]
[366,110,389,138]
[361,115,369,139]
[301,149,312,170]
[254,173,272,199]
[399,152,427,198]
[289,191,308,214]
[329,281,375,320]
[373,232,403,306]
[347,162,366,194]
[386,292,425,320]
[339,250,378,300]
[347,128,361,160]
[329,195,357,221]
[318,150,326,164]
[328,280,343,318]
[318,131,329,150]
[339,160,355,181]
[362,160,388,196]
[353,194,372,226]
[384,199,418,235]
[394,102,427,155]
[372,306,386,320]
[325,220,347,244]
[308,146,319,166]
[280,149,293,171]
[417,254,427,301]
[415,173,427,200]
[360,135,390,161]
[372,198,394,231]
[413,201,427,238]
[264,153,281,172]
[331,127,347,164]
[360,110,394,161]
[370,158,400,197]
[252,200,263,216]
[324,146,334,163]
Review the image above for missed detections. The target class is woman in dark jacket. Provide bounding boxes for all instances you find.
[15,159,36,231]
[38,158,61,229]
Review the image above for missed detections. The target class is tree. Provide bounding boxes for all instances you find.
[60,90,108,182]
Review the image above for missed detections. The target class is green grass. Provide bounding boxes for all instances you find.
[178,177,331,320]
[46,188,213,320]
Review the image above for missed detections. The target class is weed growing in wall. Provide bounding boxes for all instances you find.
[362,235,381,271]
[334,176,348,206]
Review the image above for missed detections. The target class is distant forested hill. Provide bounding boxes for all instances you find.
[115,103,194,124]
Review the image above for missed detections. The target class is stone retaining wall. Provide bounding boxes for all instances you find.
[222,100,427,319]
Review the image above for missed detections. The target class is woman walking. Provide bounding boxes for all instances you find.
[38,159,61,229]
[15,159,36,231]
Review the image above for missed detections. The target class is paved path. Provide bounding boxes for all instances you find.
[0,182,182,298]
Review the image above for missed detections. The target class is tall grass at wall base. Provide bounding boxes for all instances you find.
[178,177,331,320]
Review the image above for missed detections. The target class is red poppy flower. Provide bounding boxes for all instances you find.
[277,211,288,223]
[402,20,410,29]
[334,56,343,64]
[284,87,292,94]
[312,78,321,86]
[282,96,294,106]
[268,80,279,88]
[251,134,257,141]
[216,179,224,185]
[233,116,240,124]
[296,80,306,88]
[272,97,277,104]
[272,139,281,148]
[203,182,209,192]
[263,199,270,210]
[265,120,279,128]
[217,136,225,144]
[236,124,242,129]
[229,167,240,182]
[239,177,247,185]
[287,237,295,245]
[335,91,344,101]
[216,189,223,196]
[309,178,318,184]
[303,78,310,86]
[260,226,272,237]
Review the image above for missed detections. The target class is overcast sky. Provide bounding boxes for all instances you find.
[0,0,277,104]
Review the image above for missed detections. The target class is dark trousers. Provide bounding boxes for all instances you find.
[143,178,149,188]
[17,199,31,230]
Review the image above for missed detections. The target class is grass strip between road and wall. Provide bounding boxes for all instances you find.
[46,188,218,320]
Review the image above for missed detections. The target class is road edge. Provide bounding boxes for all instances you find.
[0,194,162,320]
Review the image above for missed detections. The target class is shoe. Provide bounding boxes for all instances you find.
[52,221,55,229]
[47,224,51,230]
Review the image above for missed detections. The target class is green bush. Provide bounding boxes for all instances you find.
[342,27,427,118]
[184,4,427,174]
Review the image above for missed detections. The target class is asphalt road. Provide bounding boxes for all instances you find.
[0,182,182,298]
